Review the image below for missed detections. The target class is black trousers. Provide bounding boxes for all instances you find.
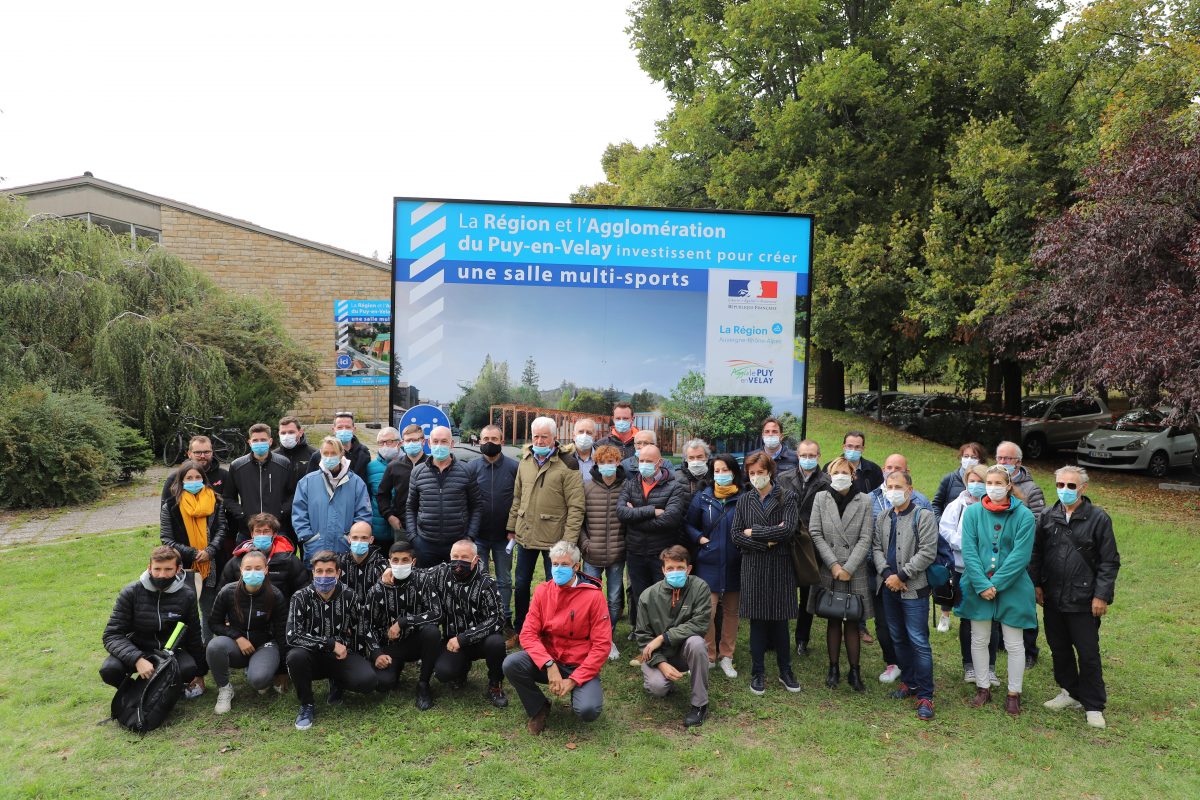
[100,652,200,688]
[433,633,506,684]
[375,624,442,689]
[285,646,379,706]
[626,551,662,630]
[1043,604,1106,711]
[794,587,814,645]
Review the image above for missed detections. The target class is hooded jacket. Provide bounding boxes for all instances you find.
[615,463,688,557]
[292,462,372,563]
[365,567,443,656]
[102,571,207,675]
[307,436,372,484]
[220,536,310,601]
[507,445,585,550]
[1030,497,1120,614]
[581,464,627,568]
[519,575,612,685]
[208,580,287,650]
[634,573,712,666]
[405,456,482,545]
[224,451,295,539]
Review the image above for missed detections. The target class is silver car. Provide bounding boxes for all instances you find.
[1077,408,1198,478]
[1021,395,1111,460]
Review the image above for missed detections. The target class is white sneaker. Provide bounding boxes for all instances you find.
[608,642,621,662]
[719,657,738,679]
[963,667,976,683]
[1044,689,1083,711]
[987,669,1000,688]
[214,684,234,715]
[936,613,951,633]
[1086,711,1106,729]
[878,664,901,683]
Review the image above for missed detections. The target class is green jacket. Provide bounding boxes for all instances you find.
[506,445,585,550]
[956,495,1037,629]
[634,574,712,667]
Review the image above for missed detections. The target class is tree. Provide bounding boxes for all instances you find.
[662,370,773,444]
[569,389,610,415]
[451,355,512,430]
[630,389,659,411]
[520,356,539,390]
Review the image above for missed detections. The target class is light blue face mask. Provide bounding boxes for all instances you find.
[1057,487,1079,505]
[966,482,986,499]
[843,449,862,463]
[1000,463,1017,475]
[242,570,266,588]
[403,441,425,457]
[321,455,341,471]
[349,541,370,557]
[531,444,553,457]
[551,565,574,586]
[430,444,451,460]
[250,441,270,457]
[714,472,734,486]
[638,462,657,479]
[798,457,819,472]
[253,535,274,552]
[335,429,354,445]
[598,464,618,478]
[613,420,632,433]
[664,570,687,589]
[183,480,204,495]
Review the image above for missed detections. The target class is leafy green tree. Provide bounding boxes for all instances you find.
[569,390,610,415]
[451,355,512,430]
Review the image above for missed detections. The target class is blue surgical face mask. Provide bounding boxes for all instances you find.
[664,570,687,589]
[253,534,274,552]
[430,444,451,460]
[321,455,341,471]
[1057,487,1079,505]
[574,434,594,452]
[551,565,575,586]
[312,575,337,593]
[403,441,424,457]
[967,481,986,499]
[378,446,399,462]
[335,429,354,445]
[714,472,734,486]
[598,463,618,478]
[843,448,862,463]
[531,444,553,457]
[349,540,370,557]
[798,457,819,472]
[613,419,632,434]
[639,462,657,479]
[1000,463,1016,475]
[242,570,266,588]
[250,442,270,457]
[183,480,204,495]
[763,435,781,449]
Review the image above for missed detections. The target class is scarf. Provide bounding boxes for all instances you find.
[321,457,351,499]
[982,495,1012,512]
[713,483,739,501]
[833,485,859,516]
[178,487,215,579]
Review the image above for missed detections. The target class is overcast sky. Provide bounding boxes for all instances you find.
[1,1,671,259]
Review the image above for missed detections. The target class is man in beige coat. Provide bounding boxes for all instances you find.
[507,416,585,632]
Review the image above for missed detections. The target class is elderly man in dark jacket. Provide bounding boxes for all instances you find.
[617,444,688,636]
[1030,466,1119,729]
[406,426,482,566]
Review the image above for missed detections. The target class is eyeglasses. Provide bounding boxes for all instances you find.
[189,450,213,457]
[1055,482,1079,490]
[378,439,399,446]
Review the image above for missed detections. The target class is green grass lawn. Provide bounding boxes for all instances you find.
[1,409,1197,799]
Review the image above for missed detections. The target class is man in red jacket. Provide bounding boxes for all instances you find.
[502,540,612,735]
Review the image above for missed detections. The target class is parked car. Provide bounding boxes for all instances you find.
[1077,408,1198,478]
[884,394,980,447]
[846,391,904,417]
[1020,395,1111,460]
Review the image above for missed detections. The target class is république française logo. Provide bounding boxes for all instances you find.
[727,280,778,299]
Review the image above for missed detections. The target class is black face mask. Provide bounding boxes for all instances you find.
[150,575,175,591]
[449,559,474,582]
[479,442,502,458]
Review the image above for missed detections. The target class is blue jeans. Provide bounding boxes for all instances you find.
[513,545,551,632]
[582,561,624,631]
[881,590,934,701]
[476,538,513,626]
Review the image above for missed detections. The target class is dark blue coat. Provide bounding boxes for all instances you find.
[467,454,518,542]
[932,469,967,519]
[684,487,742,594]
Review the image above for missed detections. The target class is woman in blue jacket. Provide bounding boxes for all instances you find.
[957,465,1036,715]
[685,454,743,679]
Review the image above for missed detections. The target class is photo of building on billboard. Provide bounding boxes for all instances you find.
[389,200,812,441]
[334,299,392,386]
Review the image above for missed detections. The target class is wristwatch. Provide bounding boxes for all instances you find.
[543,659,555,669]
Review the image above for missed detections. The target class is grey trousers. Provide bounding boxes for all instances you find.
[641,634,709,707]
[502,651,603,722]
[206,636,280,690]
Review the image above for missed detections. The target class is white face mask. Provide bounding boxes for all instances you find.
[574,434,594,452]
[391,563,413,581]
[687,460,708,476]
[279,433,298,449]
[986,486,1009,503]
[749,474,770,490]
[763,435,781,449]
[830,473,853,492]
[961,456,980,470]
[885,488,908,507]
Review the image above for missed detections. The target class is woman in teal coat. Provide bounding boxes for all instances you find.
[957,465,1036,715]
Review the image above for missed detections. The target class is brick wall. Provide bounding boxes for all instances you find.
[160,207,391,424]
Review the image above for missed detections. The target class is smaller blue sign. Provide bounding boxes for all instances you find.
[402,404,452,454]
[336,354,353,369]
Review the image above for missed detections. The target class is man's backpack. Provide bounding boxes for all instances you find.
[914,508,957,603]
[110,623,186,734]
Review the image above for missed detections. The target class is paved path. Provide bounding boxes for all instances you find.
[0,466,169,548]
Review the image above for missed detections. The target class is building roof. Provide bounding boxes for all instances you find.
[3,174,389,271]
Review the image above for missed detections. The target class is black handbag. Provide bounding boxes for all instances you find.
[813,580,865,622]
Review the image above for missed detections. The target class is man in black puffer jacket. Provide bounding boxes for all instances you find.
[100,545,208,696]
[405,426,481,566]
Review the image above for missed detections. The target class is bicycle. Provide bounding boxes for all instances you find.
[161,405,248,467]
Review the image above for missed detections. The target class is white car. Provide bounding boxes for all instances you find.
[1077,408,1198,478]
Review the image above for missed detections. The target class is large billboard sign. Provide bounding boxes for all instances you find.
[390,199,812,423]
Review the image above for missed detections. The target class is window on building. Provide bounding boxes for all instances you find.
[71,213,160,248]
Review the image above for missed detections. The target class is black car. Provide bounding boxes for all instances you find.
[885,394,985,447]
[846,391,904,417]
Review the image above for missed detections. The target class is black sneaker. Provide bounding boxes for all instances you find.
[327,682,344,706]
[750,674,766,695]
[448,677,466,691]
[779,670,801,692]
[1025,653,1038,670]
[795,640,809,658]
[684,704,708,728]
[486,682,509,708]
[415,681,434,711]
[295,704,315,730]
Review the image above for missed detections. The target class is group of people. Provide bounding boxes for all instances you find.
[101,405,1120,732]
